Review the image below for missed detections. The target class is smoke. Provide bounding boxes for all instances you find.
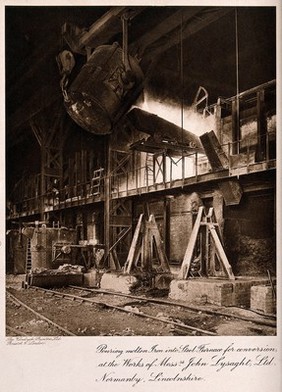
[136,91,216,136]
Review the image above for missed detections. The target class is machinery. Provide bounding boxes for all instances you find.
[7,220,105,287]
[57,14,144,135]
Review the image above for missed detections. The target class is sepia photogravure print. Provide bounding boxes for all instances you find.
[1,1,281,391]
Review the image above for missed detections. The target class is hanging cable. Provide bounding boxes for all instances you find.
[180,12,184,141]
[180,11,185,186]
[235,7,240,154]
[235,8,239,98]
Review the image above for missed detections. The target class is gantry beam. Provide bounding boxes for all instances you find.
[63,6,146,54]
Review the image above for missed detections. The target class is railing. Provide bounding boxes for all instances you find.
[7,129,276,220]
[221,130,276,171]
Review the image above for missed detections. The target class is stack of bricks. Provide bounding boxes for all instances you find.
[250,285,275,314]
[100,272,138,294]
[169,279,234,306]
[233,281,253,308]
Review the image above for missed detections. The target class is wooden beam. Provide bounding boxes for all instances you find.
[208,222,235,280]
[108,226,132,254]
[149,214,170,272]
[124,213,144,274]
[178,206,204,280]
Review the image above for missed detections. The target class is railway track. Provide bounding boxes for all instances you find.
[29,285,218,336]
[6,289,76,336]
[69,285,277,328]
[6,285,276,337]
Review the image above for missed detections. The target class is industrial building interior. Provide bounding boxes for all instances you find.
[5,6,277,336]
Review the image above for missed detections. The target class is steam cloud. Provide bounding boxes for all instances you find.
[136,91,216,136]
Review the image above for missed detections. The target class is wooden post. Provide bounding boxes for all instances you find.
[208,222,235,280]
[178,206,204,279]
[149,215,170,272]
[124,214,143,274]
[142,221,151,271]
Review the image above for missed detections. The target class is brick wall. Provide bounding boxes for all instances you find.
[224,190,275,276]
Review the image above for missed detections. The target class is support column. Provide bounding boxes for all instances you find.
[104,135,111,268]
[231,98,240,155]
[163,196,173,260]
[256,89,267,161]
[30,103,67,221]
[214,99,222,142]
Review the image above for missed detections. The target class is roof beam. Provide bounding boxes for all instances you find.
[63,6,146,54]
[130,7,205,57]
[142,7,234,60]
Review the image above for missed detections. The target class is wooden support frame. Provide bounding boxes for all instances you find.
[178,206,235,280]
[207,222,235,280]
[124,213,170,275]
[178,206,205,279]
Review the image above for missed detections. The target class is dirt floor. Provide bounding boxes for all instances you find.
[5,274,276,337]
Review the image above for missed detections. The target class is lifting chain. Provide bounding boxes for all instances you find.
[56,50,75,102]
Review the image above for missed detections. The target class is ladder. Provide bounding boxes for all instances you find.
[90,168,104,196]
[25,238,32,273]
